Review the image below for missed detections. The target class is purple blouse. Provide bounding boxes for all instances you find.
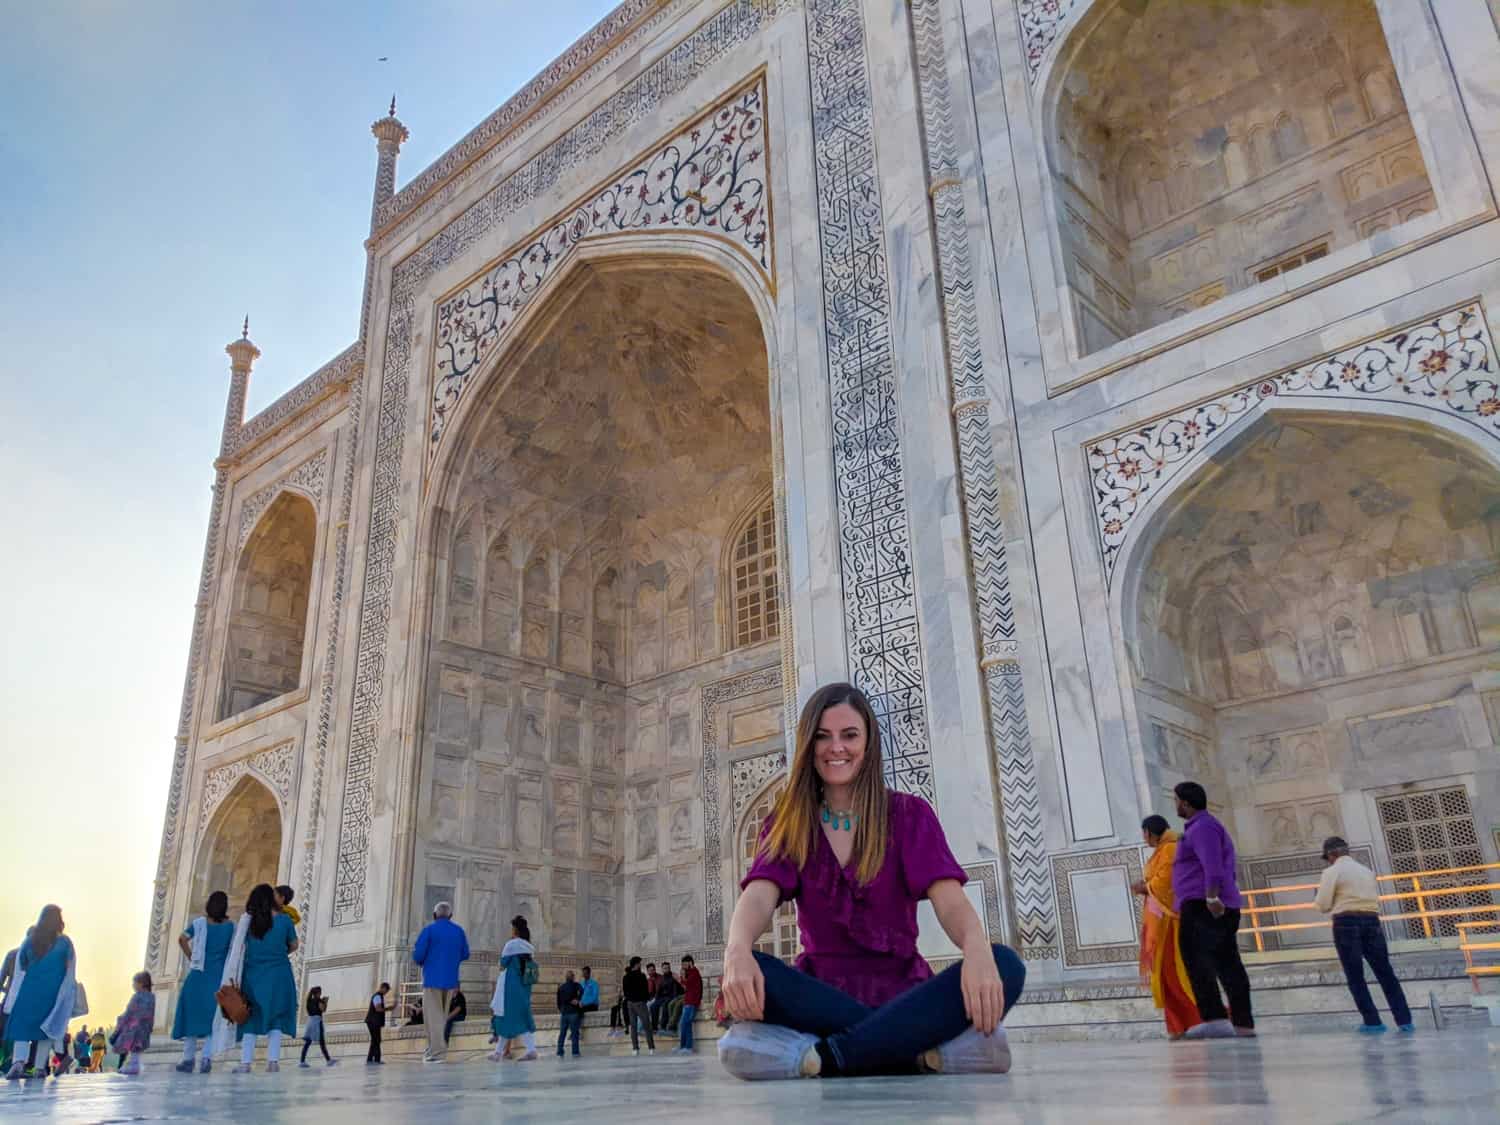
[742,791,967,1007]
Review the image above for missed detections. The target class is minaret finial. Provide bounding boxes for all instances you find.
[241,315,250,339]
[390,94,397,117]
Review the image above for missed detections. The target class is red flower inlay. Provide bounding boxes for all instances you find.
[1419,349,1451,375]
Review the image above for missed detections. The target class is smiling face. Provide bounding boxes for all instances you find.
[813,702,868,794]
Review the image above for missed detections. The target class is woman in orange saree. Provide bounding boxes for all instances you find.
[1133,815,1199,1039]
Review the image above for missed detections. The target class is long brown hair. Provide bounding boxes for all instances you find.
[761,683,890,884]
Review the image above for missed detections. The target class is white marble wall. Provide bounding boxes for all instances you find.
[154,0,1500,1004]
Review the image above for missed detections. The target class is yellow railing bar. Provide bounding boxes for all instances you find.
[1240,882,1500,917]
[1246,903,1500,935]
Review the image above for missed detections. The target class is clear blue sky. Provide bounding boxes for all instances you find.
[0,0,619,1024]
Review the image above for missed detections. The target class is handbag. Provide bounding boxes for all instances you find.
[71,980,89,1018]
[522,958,541,988]
[216,982,250,1025]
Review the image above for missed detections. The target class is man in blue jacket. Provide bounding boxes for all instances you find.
[578,965,601,1033]
[412,902,470,1063]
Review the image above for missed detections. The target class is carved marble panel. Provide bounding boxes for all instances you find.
[1050,847,1145,967]
[702,665,782,944]
[1349,702,1466,759]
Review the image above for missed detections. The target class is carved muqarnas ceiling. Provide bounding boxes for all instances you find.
[451,264,771,553]
[1137,415,1500,702]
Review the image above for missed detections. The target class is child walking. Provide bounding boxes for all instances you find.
[112,972,156,1076]
[300,987,337,1067]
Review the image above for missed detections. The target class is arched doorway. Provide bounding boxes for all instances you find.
[1045,0,1432,353]
[219,492,317,720]
[193,775,283,912]
[1123,413,1500,938]
[415,256,779,956]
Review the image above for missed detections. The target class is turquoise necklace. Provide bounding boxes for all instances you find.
[821,804,857,831]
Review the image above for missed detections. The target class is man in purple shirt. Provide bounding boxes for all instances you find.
[1172,781,1255,1039]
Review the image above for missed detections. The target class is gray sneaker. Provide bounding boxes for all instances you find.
[717,1022,820,1081]
[935,1025,1011,1074]
[1182,1019,1237,1040]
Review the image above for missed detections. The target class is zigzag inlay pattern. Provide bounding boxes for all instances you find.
[912,0,1057,956]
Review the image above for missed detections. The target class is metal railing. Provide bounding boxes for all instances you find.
[1458,919,1500,985]
[1238,861,1500,984]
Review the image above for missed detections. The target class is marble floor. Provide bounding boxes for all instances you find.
[4,1029,1498,1123]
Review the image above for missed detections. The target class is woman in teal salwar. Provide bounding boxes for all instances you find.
[222,884,298,1073]
[487,916,537,1061]
[172,890,233,1073]
[3,905,77,1081]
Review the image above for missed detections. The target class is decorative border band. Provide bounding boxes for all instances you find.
[1088,302,1499,588]
[429,79,770,458]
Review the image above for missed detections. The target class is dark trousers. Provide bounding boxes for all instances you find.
[755,943,1026,1076]
[366,1024,383,1062]
[557,1010,582,1055]
[1179,900,1254,1028]
[627,1001,655,1051]
[301,1023,331,1063]
[443,1016,461,1044]
[610,999,626,1028]
[1333,913,1412,1027]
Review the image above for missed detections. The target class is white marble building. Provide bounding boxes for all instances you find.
[148,0,1500,1021]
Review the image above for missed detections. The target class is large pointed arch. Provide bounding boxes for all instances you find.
[390,239,791,952]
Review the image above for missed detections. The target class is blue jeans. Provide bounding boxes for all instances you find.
[557,1011,581,1055]
[678,1004,697,1049]
[1333,913,1411,1027]
[753,944,1025,1076]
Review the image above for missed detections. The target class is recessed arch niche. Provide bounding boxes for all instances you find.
[1046,0,1434,355]
[219,492,317,721]
[417,255,781,956]
[192,774,283,912]
[1122,411,1500,867]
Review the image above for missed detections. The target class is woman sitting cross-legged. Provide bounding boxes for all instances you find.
[717,683,1025,1081]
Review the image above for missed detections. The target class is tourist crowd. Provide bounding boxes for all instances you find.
[1,682,1417,1084]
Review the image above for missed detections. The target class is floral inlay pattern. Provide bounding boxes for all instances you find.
[1089,303,1500,586]
[429,81,769,456]
[1019,0,1081,83]
[198,742,296,832]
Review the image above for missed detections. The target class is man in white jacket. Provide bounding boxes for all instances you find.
[1315,837,1413,1034]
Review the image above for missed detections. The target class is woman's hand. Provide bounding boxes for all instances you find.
[960,941,1005,1035]
[719,941,765,1021]
[928,879,1005,1035]
[721,879,779,1020]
